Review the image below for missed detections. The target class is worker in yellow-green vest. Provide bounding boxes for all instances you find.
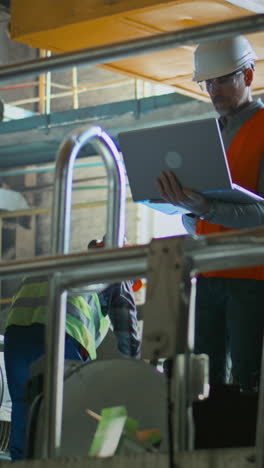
[4,241,141,461]
[5,276,110,361]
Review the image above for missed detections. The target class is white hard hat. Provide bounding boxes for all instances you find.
[192,35,258,82]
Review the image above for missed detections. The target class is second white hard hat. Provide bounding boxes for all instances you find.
[192,35,258,82]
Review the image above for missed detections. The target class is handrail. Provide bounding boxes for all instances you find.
[1,230,264,457]
[0,228,264,280]
[44,125,126,457]
[51,125,126,253]
[0,246,148,282]
[0,15,263,83]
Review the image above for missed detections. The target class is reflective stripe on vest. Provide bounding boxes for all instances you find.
[196,108,264,279]
[6,277,110,359]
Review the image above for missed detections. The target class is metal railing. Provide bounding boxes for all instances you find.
[51,125,126,254]
[41,125,126,457]
[1,229,264,460]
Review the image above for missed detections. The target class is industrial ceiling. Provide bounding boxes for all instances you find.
[0,0,263,168]
[9,0,264,100]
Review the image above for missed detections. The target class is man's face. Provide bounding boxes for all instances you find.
[203,68,252,117]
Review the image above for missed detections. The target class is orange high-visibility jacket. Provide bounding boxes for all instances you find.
[196,108,264,279]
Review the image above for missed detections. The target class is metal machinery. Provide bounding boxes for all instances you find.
[0,10,263,468]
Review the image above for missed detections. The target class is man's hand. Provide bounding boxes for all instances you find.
[156,170,210,216]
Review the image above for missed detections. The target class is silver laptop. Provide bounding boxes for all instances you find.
[118,118,264,215]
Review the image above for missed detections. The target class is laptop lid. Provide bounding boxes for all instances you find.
[118,118,233,204]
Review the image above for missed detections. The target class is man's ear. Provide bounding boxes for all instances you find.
[244,67,254,86]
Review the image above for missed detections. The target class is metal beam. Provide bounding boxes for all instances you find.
[0,230,264,282]
[0,15,263,83]
[0,94,214,168]
[0,93,194,135]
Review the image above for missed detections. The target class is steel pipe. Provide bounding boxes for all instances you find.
[189,243,264,275]
[0,15,263,83]
[0,238,264,281]
[0,233,264,457]
[0,246,147,281]
[51,125,126,253]
[44,126,126,457]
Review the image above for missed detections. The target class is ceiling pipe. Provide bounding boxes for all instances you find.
[0,15,262,83]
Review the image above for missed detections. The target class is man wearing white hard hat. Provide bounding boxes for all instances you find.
[157,35,264,391]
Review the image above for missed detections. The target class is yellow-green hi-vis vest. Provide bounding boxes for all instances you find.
[5,276,110,360]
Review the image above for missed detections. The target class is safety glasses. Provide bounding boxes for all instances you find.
[198,69,244,92]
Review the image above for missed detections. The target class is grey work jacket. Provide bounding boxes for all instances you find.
[182,99,264,234]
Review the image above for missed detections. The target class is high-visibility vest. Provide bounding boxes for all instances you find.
[5,276,110,360]
[196,108,264,279]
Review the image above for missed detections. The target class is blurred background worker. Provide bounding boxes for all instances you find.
[157,35,264,391]
[87,236,142,359]
[4,238,140,460]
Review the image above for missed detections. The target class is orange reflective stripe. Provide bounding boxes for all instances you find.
[196,108,264,279]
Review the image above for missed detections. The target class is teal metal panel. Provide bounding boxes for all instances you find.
[0,93,195,168]
[0,93,193,134]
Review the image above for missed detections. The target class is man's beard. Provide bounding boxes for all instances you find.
[212,96,229,116]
